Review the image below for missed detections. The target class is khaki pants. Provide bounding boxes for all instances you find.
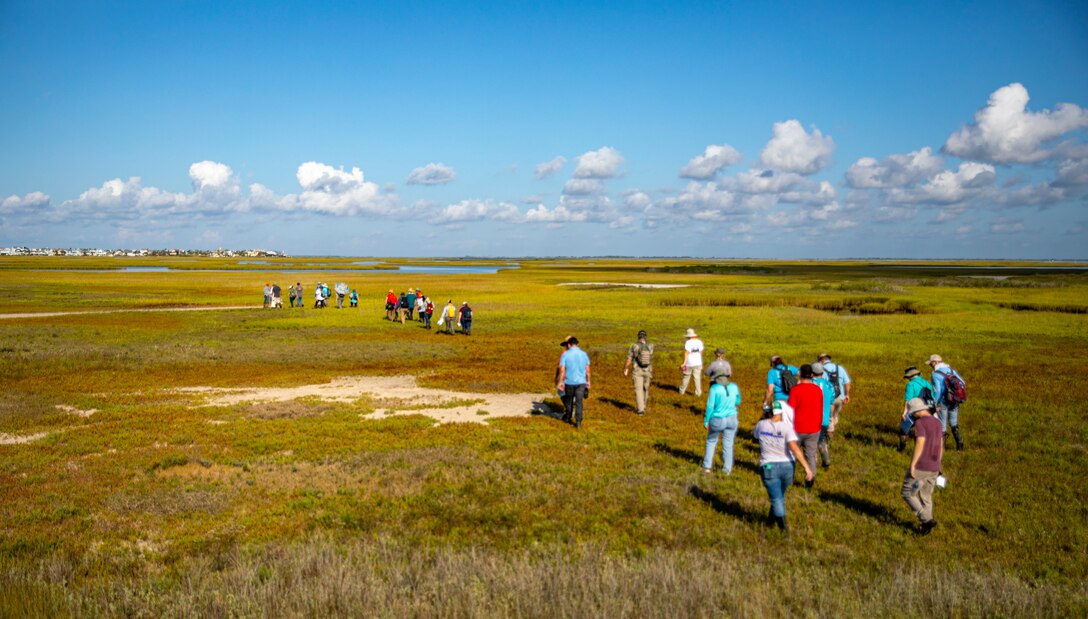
[631,365,652,414]
[901,469,938,523]
[679,365,702,396]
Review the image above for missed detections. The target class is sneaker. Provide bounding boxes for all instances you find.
[701,467,713,474]
[636,410,645,416]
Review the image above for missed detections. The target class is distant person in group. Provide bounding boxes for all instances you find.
[398,292,409,324]
[787,363,824,486]
[704,348,732,382]
[350,289,358,308]
[441,299,457,334]
[423,296,434,329]
[555,335,574,401]
[901,397,943,534]
[928,354,966,450]
[623,329,655,416]
[385,289,398,321]
[406,288,417,320]
[323,283,331,305]
[811,363,836,468]
[415,292,425,322]
[271,283,282,308]
[294,283,304,308]
[458,301,473,335]
[763,355,799,423]
[556,335,591,429]
[263,283,272,308]
[314,283,326,309]
[288,283,298,308]
[336,287,345,309]
[817,352,852,449]
[702,368,741,474]
[900,366,935,452]
[679,328,705,397]
[755,401,815,535]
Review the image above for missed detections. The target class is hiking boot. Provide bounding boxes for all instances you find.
[897,435,908,452]
[575,421,582,430]
[819,443,831,467]
[701,467,713,474]
[919,519,938,535]
[776,516,789,537]
[951,427,964,450]
[636,410,645,416]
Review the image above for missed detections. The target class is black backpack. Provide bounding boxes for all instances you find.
[462,306,473,321]
[778,367,798,395]
[826,364,841,398]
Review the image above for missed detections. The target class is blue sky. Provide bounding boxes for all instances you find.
[2,1,1087,258]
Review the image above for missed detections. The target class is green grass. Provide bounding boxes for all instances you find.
[0,257,1086,616]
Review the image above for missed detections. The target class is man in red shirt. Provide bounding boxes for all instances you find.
[384,289,397,321]
[787,363,824,487]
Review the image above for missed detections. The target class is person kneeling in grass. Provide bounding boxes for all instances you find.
[901,397,943,534]
[755,401,814,535]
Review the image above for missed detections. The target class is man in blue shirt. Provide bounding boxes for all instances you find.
[762,355,800,412]
[817,352,852,452]
[557,336,592,429]
[928,354,965,450]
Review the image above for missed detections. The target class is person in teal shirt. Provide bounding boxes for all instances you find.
[900,366,934,451]
[702,369,742,474]
[811,363,836,467]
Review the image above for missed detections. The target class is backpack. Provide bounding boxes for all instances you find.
[918,385,937,410]
[826,364,841,398]
[634,342,653,368]
[462,306,472,321]
[777,367,797,395]
[938,369,968,405]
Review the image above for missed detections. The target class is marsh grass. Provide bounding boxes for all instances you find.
[0,257,1086,615]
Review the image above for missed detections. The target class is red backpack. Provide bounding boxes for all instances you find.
[938,369,968,405]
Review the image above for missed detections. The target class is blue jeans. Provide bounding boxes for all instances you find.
[937,402,959,432]
[761,461,795,518]
[703,415,739,472]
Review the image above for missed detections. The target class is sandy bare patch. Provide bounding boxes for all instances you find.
[0,432,49,445]
[181,375,551,424]
[56,404,98,418]
[557,282,689,289]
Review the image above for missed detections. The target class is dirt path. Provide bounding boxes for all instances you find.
[181,375,552,424]
[0,306,254,320]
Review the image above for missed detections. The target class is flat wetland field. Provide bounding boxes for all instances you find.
[1,256,1086,617]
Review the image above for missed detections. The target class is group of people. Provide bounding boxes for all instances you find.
[262,282,359,309]
[558,327,968,536]
[383,288,474,335]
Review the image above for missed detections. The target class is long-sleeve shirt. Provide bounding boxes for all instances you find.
[703,382,741,425]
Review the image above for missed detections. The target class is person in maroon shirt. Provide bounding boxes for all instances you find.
[787,363,824,487]
[901,397,944,534]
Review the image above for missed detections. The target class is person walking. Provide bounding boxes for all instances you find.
[623,330,655,416]
[928,354,966,450]
[294,283,303,308]
[350,289,358,308]
[704,348,732,382]
[288,283,298,308]
[336,288,345,309]
[762,355,800,421]
[314,283,326,308]
[441,299,457,334]
[459,301,473,335]
[900,366,935,452]
[556,336,591,429]
[263,283,272,308]
[702,369,741,474]
[811,363,836,468]
[398,292,409,324]
[817,353,851,444]
[415,292,426,322]
[385,289,398,321]
[679,328,705,397]
[406,288,417,321]
[787,363,824,486]
[423,297,434,329]
[271,283,282,308]
[901,397,943,534]
[755,401,815,535]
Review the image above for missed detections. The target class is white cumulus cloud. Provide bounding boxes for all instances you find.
[943,83,1088,164]
[406,162,457,186]
[572,147,624,179]
[562,178,605,195]
[759,120,835,175]
[680,144,742,180]
[189,161,234,190]
[845,147,946,189]
[534,156,567,179]
[434,199,519,223]
[1,191,51,215]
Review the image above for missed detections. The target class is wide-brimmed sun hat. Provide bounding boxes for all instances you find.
[906,397,931,415]
[928,354,943,365]
[903,366,921,379]
[685,328,698,338]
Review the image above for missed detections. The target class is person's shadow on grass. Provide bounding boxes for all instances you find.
[688,485,766,525]
[652,441,702,466]
[817,489,913,529]
[530,401,566,422]
[599,397,635,413]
